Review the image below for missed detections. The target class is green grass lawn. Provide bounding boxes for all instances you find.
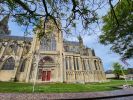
[0,80,133,93]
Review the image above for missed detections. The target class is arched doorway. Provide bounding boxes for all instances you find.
[38,56,55,82]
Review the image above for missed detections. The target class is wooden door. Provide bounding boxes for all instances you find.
[42,71,51,81]
[42,71,46,81]
[47,71,51,81]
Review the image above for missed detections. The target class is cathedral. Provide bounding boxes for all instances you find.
[0,16,106,83]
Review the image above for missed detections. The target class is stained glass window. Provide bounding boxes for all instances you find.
[40,33,56,51]
[2,57,15,70]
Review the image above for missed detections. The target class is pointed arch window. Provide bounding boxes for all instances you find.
[2,57,15,70]
[94,60,98,70]
[20,59,27,72]
[39,56,54,67]
[40,33,56,51]
[65,57,68,70]
[76,58,79,70]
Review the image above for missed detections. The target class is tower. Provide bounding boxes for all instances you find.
[26,19,64,82]
[77,35,84,55]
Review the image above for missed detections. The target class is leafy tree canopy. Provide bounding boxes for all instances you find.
[112,62,127,79]
[0,0,106,39]
[99,0,133,59]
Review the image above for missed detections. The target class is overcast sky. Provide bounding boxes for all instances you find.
[7,1,133,71]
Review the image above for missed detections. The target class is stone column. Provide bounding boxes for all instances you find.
[88,59,92,70]
[100,60,106,81]
[78,57,82,70]
[25,34,39,82]
[96,60,100,82]
[90,59,95,82]
[88,58,94,82]
[86,59,89,70]
[63,55,66,82]
[71,56,75,82]
[79,57,84,82]
[83,59,85,70]
[100,61,104,71]
[13,56,21,81]
[97,60,100,70]
[14,43,24,81]
[87,59,90,70]
[81,58,84,70]
[91,59,96,70]
[97,61,100,70]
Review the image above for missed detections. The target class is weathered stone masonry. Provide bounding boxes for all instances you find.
[0,16,106,83]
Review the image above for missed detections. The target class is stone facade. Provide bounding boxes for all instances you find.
[0,16,106,83]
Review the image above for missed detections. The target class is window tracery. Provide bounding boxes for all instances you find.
[2,57,15,70]
[40,33,56,51]
[39,56,54,66]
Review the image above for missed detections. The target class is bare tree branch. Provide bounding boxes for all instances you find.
[109,0,119,27]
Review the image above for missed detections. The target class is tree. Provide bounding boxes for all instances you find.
[127,68,133,74]
[0,0,106,38]
[112,62,127,79]
[99,0,133,59]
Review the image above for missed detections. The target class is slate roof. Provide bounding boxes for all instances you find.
[63,40,79,46]
[0,35,80,45]
[0,34,32,42]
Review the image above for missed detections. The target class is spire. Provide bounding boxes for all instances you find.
[77,35,83,44]
[77,35,84,55]
[0,15,11,35]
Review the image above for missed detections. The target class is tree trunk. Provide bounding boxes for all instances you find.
[116,74,120,79]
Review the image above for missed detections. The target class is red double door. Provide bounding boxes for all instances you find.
[42,71,51,81]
